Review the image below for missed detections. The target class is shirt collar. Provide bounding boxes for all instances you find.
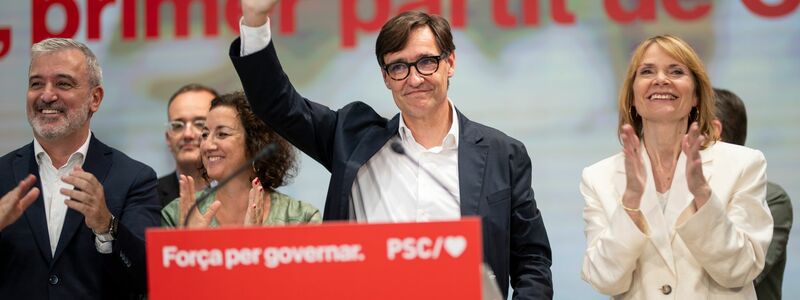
[33,131,92,168]
[398,99,460,150]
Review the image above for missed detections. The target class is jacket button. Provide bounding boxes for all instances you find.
[48,275,59,285]
[120,251,132,268]
[660,284,672,295]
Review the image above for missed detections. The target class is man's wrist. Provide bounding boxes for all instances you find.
[242,9,270,27]
[240,17,272,57]
[93,214,118,242]
[242,12,269,27]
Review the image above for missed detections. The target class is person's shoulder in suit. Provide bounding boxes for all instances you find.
[766,181,791,205]
[465,118,537,178]
[156,171,179,206]
[157,172,177,186]
[708,141,765,165]
[0,143,31,164]
[102,141,155,173]
[0,143,34,191]
[459,113,525,149]
[92,138,159,208]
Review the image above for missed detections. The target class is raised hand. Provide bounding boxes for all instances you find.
[61,166,113,233]
[244,178,271,226]
[241,0,279,27]
[682,122,711,208]
[0,175,40,231]
[178,175,222,228]
[620,124,646,211]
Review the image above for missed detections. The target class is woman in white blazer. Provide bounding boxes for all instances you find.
[580,35,773,299]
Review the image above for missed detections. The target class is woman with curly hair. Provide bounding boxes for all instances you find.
[162,91,320,227]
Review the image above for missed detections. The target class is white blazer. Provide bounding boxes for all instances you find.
[580,141,772,299]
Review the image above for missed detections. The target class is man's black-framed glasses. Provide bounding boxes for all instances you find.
[383,52,449,81]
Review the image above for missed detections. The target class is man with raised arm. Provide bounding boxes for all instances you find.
[228,1,553,299]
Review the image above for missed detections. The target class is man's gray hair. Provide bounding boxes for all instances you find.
[30,38,103,87]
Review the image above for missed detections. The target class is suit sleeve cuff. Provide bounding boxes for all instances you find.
[240,17,272,56]
[611,203,650,246]
[95,237,113,254]
[675,192,724,242]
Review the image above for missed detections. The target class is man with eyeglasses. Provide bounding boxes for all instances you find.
[230,1,553,299]
[159,84,217,207]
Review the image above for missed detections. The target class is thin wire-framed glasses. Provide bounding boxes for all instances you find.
[383,52,448,81]
[166,119,206,134]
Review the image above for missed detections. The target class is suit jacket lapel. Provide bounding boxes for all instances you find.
[53,136,112,261]
[618,144,677,274]
[159,171,179,202]
[700,146,714,190]
[456,111,488,216]
[338,115,399,219]
[618,143,716,275]
[664,145,714,235]
[15,143,53,264]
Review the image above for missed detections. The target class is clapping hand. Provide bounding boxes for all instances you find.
[682,122,711,208]
[0,175,39,231]
[178,175,222,228]
[241,0,278,27]
[244,178,271,226]
[61,166,113,233]
[620,124,646,211]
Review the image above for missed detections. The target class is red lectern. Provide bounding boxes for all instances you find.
[146,218,484,300]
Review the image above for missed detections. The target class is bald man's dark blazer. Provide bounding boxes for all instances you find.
[0,135,160,299]
[230,40,553,300]
[157,171,179,207]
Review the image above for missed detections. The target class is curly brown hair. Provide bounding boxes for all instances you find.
[200,91,298,191]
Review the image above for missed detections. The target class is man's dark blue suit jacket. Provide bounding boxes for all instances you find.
[230,40,553,299]
[0,135,160,299]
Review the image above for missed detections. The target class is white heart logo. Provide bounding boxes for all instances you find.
[444,236,467,258]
